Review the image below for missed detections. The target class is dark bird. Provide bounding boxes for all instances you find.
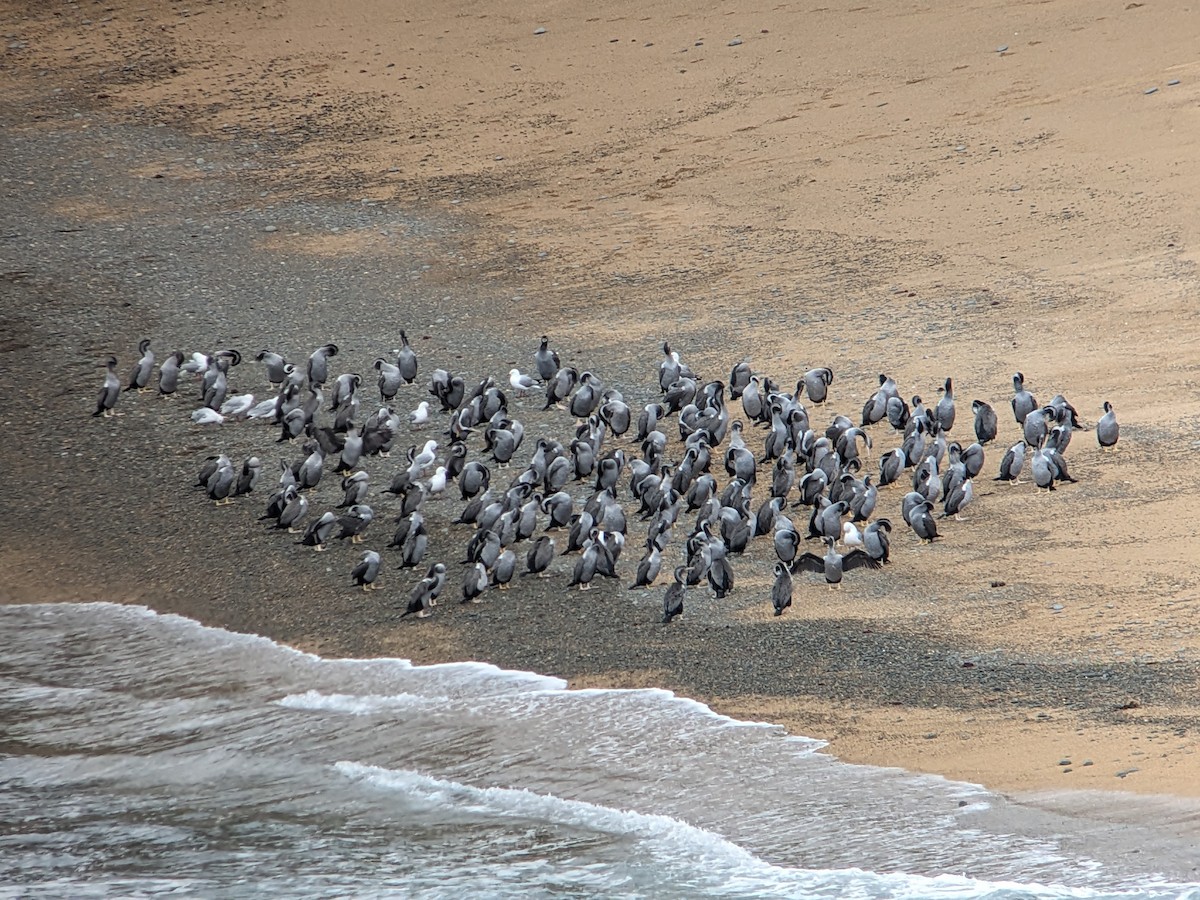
[351,551,382,591]
[792,537,881,586]
[771,562,793,617]
[972,400,998,444]
[662,566,687,623]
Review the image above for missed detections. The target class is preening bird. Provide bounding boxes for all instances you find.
[94,356,121,417]
[1097,401,1119,449]
[351,551,382,591]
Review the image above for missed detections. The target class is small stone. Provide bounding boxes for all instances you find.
[996,45,1008,53]
[728,38,743,46]
[1144,86,1158,94]
[1116,767,1140,778]
[1082,759,1094,767]
[533,26,546,35]
[263,225,278,233]
[923,732,938,740]
[1168,79,1181,86]
[1058,758,1071,766]
[1051,603,1064,611]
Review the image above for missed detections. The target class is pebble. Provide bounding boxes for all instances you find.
[263,225,277,233]
[1051,604,1064,611]
[996,45,1008,53]
[533,27,546,35]
[1144,87,1158,95]
[1116,767,1140,778]
[728,38,743,46]
[1058,758,1071,766]
[1082,759,1094,767]
[1167,79,1181,86]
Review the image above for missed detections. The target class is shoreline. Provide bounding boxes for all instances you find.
[5,0,1200,810]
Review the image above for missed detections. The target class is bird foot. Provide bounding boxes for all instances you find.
[314,544,327,552]
[416,609,431,618]
[351,534,363,544]
[213,497,235,507]
[287,526,302,534]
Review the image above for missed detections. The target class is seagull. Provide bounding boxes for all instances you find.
[508,368,537,397]
[191,408,225,425]
[220,393,255,419]
[409,400,430,429]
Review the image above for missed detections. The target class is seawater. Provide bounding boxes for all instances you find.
[2,602,1197,899]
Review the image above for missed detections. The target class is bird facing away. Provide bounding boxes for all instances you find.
[771,562,793,617]
[662,566,687,623]
[1097,401,1119,449]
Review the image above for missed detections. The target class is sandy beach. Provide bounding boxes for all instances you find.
[5,0,1200,811]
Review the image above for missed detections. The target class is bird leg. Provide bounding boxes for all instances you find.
[213,497,236,507]
[351,534,363,544]
[314,544,327,552]
[361,584,371,592]
[287,526,302,534]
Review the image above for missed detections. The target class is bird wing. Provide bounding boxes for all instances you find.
[841,550,882,572]
[791,552,825,574]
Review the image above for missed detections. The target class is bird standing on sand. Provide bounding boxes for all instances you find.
[1011,371,1037,425]
[94,356,121,417]
[351,551,382,591]
[771,562,793,617]
[401,563,446,618]
[535,335,560,382]
[509,368,537,397]
[396,330,419,384]
[462,562,489,603]
[662,566,687,623]
[298,511,338,551]
[126,339,155,392]
[792,536,880,586]
[1097,401,1119,449]
[972,399,997,444]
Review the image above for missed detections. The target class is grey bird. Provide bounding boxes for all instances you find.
[523,535,555,577]
[375,357,402,401]
[863,518,891,563]
[400,563,446,619]
[461,562,489,604]
[801,367,834,404]
[995,441,1027,484]
[568,541,601,590]
[277,487,309,532]
[307,343,339,387]
[771,562,793,616]
[773,516,802,565]
[1030,449,1056,492]
[234,456,263,496]
[205,456,236,506]
[126,339,154,392]
[904,499,939,542]
[629,544,663,589]
[158,350,185,397]
[729,361,752,399]
[972,400,998,444]
[298,511,338,551]
[935,377,955,432]
[942,478,974,520]
[1011,372,1037,425]
[351,551,382,591]
[1022,405,1055,449]
[459,460,491,500]
[397,330,418,384]
[256,350,288,388]
[491,549,517,590]
[335,504,374,543]
[338,470,370,508]
[93,356,121,417]
[1097,401,1119,449]
[662,566,687,623]
[792,536,880,586]
[535,335,560,382]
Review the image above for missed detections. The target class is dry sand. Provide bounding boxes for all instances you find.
[5,0,1200,802]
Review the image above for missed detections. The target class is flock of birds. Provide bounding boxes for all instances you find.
[94,334,1121,622]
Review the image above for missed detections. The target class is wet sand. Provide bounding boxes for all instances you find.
[4,0,1200,811]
